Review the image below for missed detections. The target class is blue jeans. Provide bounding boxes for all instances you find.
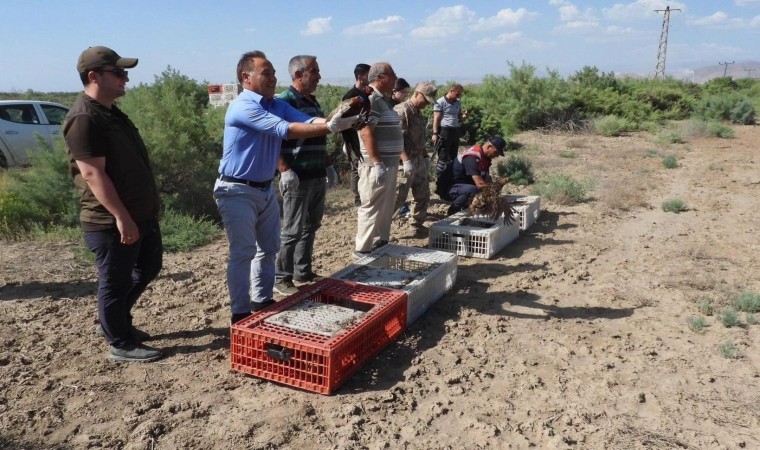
[84,218,162,348]
[276,177,325,281]
[448,183,478,209]
[213,179,280,314]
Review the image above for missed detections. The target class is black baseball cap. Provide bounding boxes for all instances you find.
[488,136,507,156]
[77,46,138,73]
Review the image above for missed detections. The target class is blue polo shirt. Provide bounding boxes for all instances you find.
[218,89,315,182]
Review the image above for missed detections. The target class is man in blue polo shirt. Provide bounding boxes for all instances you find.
[214,50,358,324]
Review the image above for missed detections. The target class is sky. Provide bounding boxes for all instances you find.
[1,0,759,92]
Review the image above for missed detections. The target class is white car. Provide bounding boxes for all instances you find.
[0,100,69,167]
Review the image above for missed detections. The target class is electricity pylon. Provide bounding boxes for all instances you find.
[654,6,681,79]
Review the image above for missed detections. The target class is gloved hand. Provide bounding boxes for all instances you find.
[327,114,361,133]
[279,169,299,192]
[402,160,414,177]
[373,162,388,185]
[326,165,339,188]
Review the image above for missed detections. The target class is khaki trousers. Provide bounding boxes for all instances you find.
[355,162,399,252]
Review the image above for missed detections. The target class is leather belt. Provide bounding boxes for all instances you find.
[218,175,272,188]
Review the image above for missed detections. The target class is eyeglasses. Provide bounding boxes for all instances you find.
[97,68,129,79]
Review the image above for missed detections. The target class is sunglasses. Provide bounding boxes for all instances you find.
[97,68,129,79]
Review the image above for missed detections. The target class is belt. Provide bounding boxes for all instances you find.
[219,175,272,188]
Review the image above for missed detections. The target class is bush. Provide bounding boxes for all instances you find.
[0,139,79,239]
[706,122,735,138]
[661,198,686,213]
[686,315,707,333]
[661,155,678,169]
[495,154,535,186]
[532,173,590,205]
[718,307,740,328]
[697,297,715,316]
[718,340,739,359]
[119,67,222,219]
[734,291,760,313]
[730,99,756,125]
[592,115,633,137]
[160,209,220,253]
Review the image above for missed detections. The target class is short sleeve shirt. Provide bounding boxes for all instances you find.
[433,96,461,128]
[64,94,160,230]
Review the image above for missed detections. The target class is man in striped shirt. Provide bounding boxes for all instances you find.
[354,62,403,258]
[274,55,337,294]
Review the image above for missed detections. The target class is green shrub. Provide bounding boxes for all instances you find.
[656,131,683,144]
[643,149,661,158]
[734,291,760,313]
[747,313,758,326]
[706,122,735,138]
[558,150,577,158]
[119,67,222,219]
[718,340,739,359]
[686,315,707,333]
[495,155,535,186]
[661,198,686,213]
[697,297,715,316]
[159,209,220,253]
[729,99,756,125]
[718,307,740,328]
[532,173,591,205]
[592,115,632,137]
[661,155,678,169]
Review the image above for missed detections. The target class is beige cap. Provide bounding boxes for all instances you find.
[415,82,437,103]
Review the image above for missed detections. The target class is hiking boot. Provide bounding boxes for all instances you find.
[252,299,276,312]
[231,312,252,325]
[107,343,163,363]
[274,279,298,295]
[294,272,325,283]
[95,324,151,342]
[373,240,388,250]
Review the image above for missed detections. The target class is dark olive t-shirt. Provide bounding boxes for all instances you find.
[63,94,160,231]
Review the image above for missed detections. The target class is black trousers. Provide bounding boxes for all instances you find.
[438,126,460,162]
[84,218,163,348]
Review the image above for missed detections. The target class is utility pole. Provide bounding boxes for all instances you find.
[719,61,735,78]
[744,68,757,78]
[654,6,681,79]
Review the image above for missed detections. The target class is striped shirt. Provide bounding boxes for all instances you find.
[276,86,328,180]
[360,87,403,164]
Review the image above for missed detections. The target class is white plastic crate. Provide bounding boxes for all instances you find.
[331,245,457,326]
[505,195,541,230]
[428,212,519,259]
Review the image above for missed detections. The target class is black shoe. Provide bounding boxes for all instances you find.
[252,299,276,312]
[274,279,298,295]
[372,240,388,250]
[294,272,325,283]
[231,312,252,325]
[107,343,163,363]
[95,324,151,342]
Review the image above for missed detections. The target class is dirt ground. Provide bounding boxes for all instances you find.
[1,124,759,449]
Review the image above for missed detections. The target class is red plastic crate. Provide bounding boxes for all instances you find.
[230,278,407,395]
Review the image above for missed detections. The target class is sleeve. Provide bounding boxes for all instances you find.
[366,94,384,127]
[433,98,443,113]
[63,112,108,160]
[462,157,480,177]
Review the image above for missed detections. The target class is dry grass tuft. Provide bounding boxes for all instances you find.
[596,176,647,211]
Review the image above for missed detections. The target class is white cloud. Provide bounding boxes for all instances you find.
[735,0,760,6]
[410,5,476,39]
[476,31,522,46]
[603,1,687,21]
[555,21,600,32]
[687,11,728,26]
[475,8,536,30]
[343,16,404,36]
[752,15,760,27]
[301,17,332,36]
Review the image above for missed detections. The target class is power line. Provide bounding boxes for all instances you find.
[719,61,736,77]
[654,6,681,79]
[744,68,757,78]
